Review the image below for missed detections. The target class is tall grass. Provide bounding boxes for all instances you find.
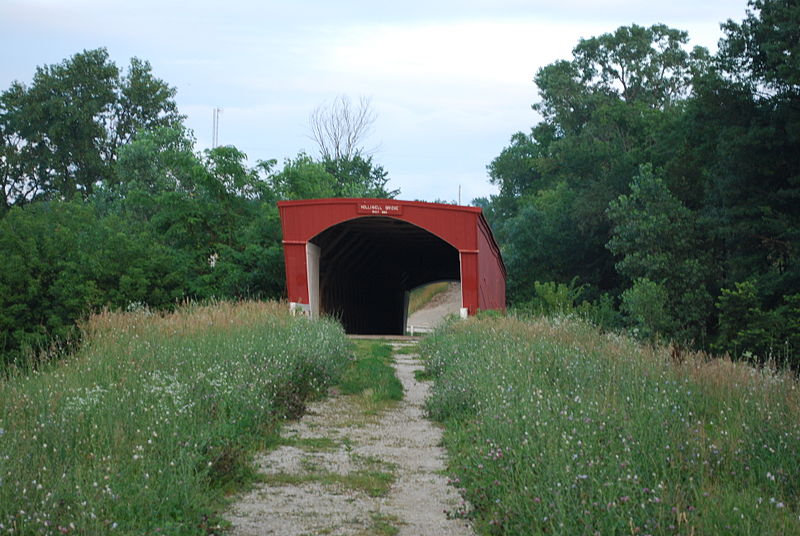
[0,301,351,535]
[421,315,800,535]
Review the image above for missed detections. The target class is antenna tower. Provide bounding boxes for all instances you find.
[212,107,223,148]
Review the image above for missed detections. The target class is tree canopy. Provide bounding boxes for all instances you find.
[483,1,800,367]
[0,51,398,366]
[3,2,799,369]
[0,49,182,211]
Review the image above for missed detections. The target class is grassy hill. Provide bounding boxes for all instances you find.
[421,314,800,535]
[3,303,797,535]
[0,301,351,535]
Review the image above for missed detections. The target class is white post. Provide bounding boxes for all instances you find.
[306,243,320,319]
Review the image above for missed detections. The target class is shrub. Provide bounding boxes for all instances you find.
[621,277,674,341]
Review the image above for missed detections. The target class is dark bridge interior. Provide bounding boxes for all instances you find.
[310,217,460,334]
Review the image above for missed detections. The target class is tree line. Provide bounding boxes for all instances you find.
[2,0,797,369]
[0,49,394,366]
[478,0,799,367]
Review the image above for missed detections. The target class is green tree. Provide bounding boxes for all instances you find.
[483,10,800,363]
[0,49,182,207]
[607,164,712,342]
[111,127,286,302]
[621,278,675,341]
[489,23,707,302]
[719,0,800,97]
[485,131,544,222]
[106,126,201,215]
[0,202,185,365]
[693,1,800,304]
[500,182,607,302]
[715,281,776,361]
[322,154,398,198]
[266,154,337,200]
[267,152,397,201]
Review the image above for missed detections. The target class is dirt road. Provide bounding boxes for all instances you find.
[406,283,462,333]
[225,341,473,535]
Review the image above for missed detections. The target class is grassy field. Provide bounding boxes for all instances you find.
[0,301,352,535]
[420,315,800,535]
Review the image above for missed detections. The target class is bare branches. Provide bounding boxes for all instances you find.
[308,95,376,161]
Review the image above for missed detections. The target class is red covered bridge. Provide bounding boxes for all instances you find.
[278,198,505,335]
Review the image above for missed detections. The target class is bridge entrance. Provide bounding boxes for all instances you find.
[278,198,505,335]
[309,217,459,334]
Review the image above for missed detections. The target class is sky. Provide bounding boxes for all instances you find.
[1,0,749,203]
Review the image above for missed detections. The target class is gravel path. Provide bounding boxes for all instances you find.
[225,341,473,536]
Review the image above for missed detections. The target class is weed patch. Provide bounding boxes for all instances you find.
[360,512,402,535]
[414,369,434,382]
[422,315,800,535]
[352,339,394,363]
[340,340,403,407]
[278,436,340,452]
[262,469,395,497]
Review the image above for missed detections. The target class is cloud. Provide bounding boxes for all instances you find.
[326,19,586,85]
[0,0,742,202]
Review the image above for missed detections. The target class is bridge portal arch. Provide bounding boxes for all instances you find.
[278,198,505,335]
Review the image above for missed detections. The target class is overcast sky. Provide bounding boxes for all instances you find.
[1,1,749,203]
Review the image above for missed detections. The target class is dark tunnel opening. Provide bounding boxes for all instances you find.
[309,216,461,334]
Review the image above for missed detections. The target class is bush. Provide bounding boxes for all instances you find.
[513,280,583,317]
[576,293,624,331]
[621,278,674,341]
[0,202,187,367]
[715,281,800,367]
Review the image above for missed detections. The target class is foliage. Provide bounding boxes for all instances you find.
[0,49,182,210]
[620,278,675,341]
[512,280,583,317]
[481,5,800,364]
[0,49,401,367]
[0,202,184,365]
[715,281,800,368]
[718,0,800,97]
[267,152,397,200]
[499,183,595,302]
[322,154,399,198]
[0,301,352,534]
[422,315,800,535]
[607,164,712,343]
